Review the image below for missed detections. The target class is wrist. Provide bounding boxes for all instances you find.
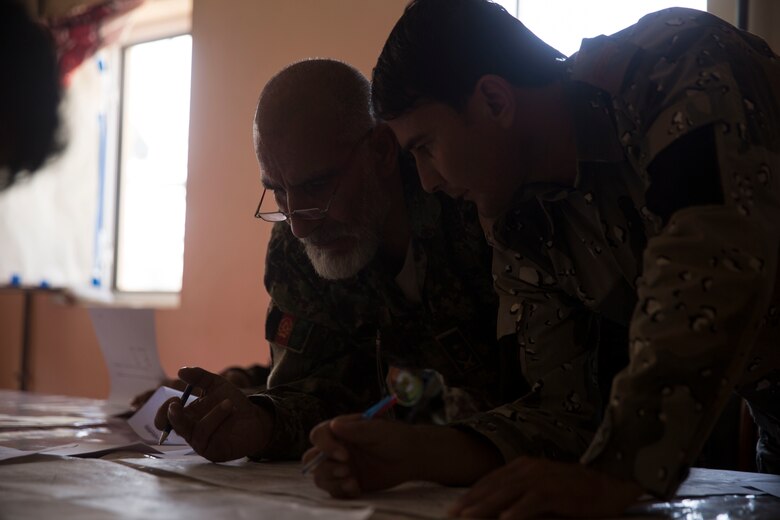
[412,425,503,486]
[251,404,275,456]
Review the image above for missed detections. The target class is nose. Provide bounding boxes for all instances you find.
[415,160,445,194]
[283,191,317,238]
[289,215,323,239]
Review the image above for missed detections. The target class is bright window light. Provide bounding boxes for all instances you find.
[116,34,192,293]
[495,0,708,56]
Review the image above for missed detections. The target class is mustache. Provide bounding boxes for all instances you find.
[300,221,364,248]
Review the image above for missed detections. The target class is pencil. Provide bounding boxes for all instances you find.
[158,384,194,445]
[301,394,397,475]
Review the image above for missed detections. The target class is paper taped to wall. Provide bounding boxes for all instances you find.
[89,307,167,407]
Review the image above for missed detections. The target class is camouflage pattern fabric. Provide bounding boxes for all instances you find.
[252,165,506,460]
[485,8,779,497]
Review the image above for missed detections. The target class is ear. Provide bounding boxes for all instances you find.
[370,123,400,179]
[471,74,516,128]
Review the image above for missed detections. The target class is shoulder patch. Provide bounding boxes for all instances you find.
[266,307,315,354]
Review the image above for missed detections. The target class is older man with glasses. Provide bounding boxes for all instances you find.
[154,58,509,463]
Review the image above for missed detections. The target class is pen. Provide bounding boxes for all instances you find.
[301,393,398,475]
[158,384,194,445]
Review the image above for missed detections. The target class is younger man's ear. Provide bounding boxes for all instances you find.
[371,123,400,178]
[472,74,516,128]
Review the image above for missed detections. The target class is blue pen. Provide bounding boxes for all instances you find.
[301,394,397,475]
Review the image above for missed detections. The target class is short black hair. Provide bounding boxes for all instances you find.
[372,0,566,120]
[0,0,62,189]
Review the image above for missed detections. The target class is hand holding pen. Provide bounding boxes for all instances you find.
[301,393,398,475]
[153,366,274,462]
[302,402,436,498]
[158,384,194,445]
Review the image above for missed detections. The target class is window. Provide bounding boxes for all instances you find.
[115,35,192,293]
[495,0,708,56]
[0,0,193,305]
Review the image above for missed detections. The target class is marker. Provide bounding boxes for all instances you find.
[301,394,397,475]
[158,384,194,445]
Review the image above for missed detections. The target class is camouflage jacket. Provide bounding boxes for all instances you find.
[485,8,780,497]
[252,165,508,459]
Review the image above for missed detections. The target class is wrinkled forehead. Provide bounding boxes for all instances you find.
[257,121,355,188]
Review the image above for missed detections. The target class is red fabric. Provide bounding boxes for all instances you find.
[47,0,144,83]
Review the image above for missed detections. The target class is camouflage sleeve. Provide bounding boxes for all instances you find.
[452,245,614,463]
[249,323,378,460]
[581,11,780,496]
[581,206,777,496]
[247,224,382,460]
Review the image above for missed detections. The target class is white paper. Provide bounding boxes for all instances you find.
[127,386,188,445]
[745,481,780,498]
[676,467,780,498]
[89,307,167,406]
[0,413,105,429]
[0,445,43,462]
[0,457,373,520]
[41,441,162,458]
[0,441,195,461]
[122,458,463,519]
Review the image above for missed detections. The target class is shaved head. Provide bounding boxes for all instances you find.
[253,59,391,280]
[254,59,375,169]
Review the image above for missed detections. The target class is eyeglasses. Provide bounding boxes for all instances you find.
[254,129,372,223]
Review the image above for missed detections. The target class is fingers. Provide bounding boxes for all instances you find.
[220,368,252,388]
[450,458,531,518]
[301,446,321,467]
[188,398,234,458]
[172,366,242,418]
[162,399,196,442]
[458,484,524,519]
[450,458,629,520]
[154,396,184,430]
[309,420,351,463]
[498,494,550,520]
[303,452,361,499]
[164,397,233,456]
[177,366,224,394]
[306,420,364,498]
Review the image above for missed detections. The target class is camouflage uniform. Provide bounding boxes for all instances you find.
[483,8,780,497]
[252,165,505,459]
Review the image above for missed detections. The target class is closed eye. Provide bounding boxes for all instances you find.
[300,175,336,196]
[412,141,432,157]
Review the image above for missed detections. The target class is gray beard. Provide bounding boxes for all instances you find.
[304,232,379,280]
[301,169,389,280]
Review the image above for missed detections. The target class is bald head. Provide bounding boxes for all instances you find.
[254,59,375,168]
[253,60,397,280]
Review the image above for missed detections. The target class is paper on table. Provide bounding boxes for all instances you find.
[747,481,780,498]
[88,308,167,407]
[676,467,780,498]
[1,441,195,460]
[0,446,45,462]
[0,457,373,520]
[122,457,464,519]
[127,386,188,445]
[42,441,164,458]
[0,443,114,462]
[0,413,105,429]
